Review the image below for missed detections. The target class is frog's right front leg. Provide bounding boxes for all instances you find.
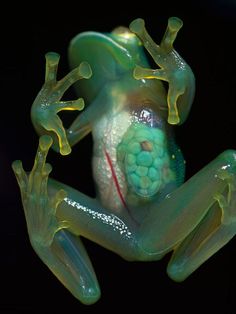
[31,52,92,156]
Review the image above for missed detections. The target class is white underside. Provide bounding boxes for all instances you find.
[92,110,131,213]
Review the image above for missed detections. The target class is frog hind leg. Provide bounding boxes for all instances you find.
[167,162,236,281]
[12,136,100,305]
[12,135,143,304]
[138,150,236,281]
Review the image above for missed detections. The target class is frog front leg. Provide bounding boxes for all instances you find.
[31,52,92,155]
[130,17,195,125]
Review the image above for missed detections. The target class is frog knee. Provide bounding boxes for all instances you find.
[131,237,164,262]
[218,149,236,164]
[216,150,236,174]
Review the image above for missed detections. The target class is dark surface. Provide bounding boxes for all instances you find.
[1,1,236,313]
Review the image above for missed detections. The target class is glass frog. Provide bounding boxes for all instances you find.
[12,17,236,305]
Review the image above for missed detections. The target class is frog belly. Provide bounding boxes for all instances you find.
[92,111,131,213]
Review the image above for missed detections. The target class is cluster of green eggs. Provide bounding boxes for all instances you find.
[117,123,174,197]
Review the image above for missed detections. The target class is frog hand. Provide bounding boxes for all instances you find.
[129,18,195,125]
[12,135,68,247]
[31,52,92,155]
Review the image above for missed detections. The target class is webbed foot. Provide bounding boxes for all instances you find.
[31,52,92,155]
[12,136,101,304]
[129,17,195,125]
[12,135,68,247]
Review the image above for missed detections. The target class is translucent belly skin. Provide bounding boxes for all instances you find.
[92,106,179,220]
[92,110,132,213]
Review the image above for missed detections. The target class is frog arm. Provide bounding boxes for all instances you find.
[66,85,111,147]
[129,17,195,125]
[31,52,92,156]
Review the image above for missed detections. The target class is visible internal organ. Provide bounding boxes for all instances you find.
[131,107,164,128]
[117,122,176,198]
[92,110,131,213]
[104,149,127,209]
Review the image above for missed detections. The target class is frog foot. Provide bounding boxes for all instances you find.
[31,52,92,155]
[12,135,69,247]
[129,17,193,125]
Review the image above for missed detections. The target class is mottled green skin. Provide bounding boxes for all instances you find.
[13,18,236,306]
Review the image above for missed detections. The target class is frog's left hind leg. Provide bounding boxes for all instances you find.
[167,165,236,281]
[138,150,236,281]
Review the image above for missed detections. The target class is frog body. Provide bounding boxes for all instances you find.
[69,29,184,219]
[13,18,236,305]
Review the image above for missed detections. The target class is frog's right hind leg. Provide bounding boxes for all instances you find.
[12,136,100,304]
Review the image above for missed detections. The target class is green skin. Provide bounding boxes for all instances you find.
[12,17,236,305]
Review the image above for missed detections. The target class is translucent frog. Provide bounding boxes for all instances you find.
[12,18,236,305]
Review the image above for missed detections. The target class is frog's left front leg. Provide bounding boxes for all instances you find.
[138,150,236,281]
[130,17,195,125]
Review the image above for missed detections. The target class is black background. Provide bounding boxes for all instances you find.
[1,0,236,313]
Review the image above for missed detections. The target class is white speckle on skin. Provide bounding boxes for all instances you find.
[64,197,132,238]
